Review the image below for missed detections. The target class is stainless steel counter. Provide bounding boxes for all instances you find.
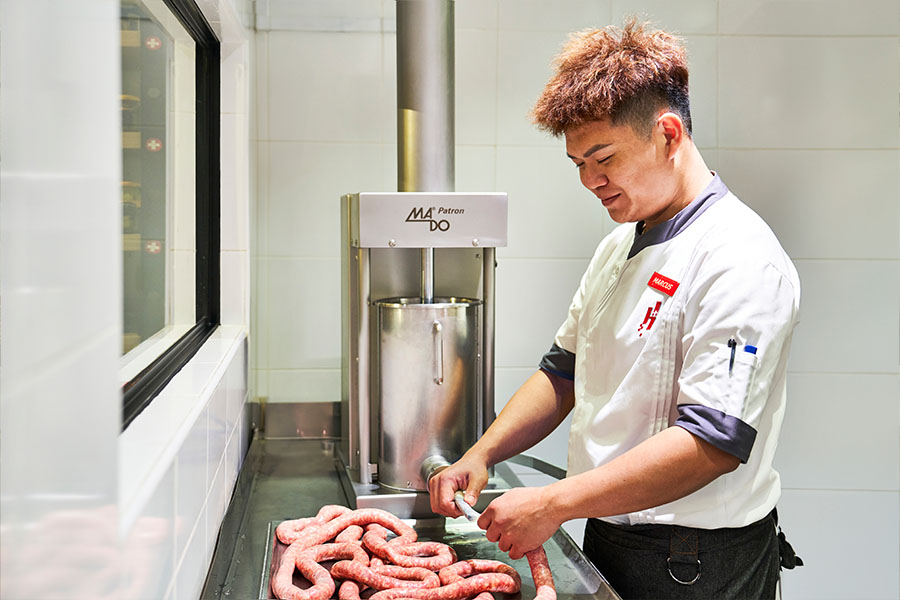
[200,435,620,600]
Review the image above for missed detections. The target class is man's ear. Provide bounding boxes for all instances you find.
[656,112,685,159]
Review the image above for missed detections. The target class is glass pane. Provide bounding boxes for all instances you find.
[120,0,195,372]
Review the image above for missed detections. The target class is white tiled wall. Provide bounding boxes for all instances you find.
[1,0,252,598]
[252,2,900,598]
[116,1,255,598]
[1,1,122,597]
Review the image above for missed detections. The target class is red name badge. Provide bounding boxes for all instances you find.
[648,272,679,296]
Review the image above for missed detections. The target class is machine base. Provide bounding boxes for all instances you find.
[335,459,515,520]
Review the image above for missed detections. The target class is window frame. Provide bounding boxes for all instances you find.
[121,0,220,431]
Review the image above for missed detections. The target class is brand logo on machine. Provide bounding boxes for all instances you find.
[405,206,465,232]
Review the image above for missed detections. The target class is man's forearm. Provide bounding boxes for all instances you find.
[544,426,741,523]
[465,370,574,468]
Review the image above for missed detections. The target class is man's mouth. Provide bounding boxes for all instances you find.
[600,193,620,206]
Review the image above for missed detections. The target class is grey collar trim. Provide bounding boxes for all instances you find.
[628,174,729,259]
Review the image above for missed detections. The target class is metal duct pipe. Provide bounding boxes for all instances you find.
[396,0,455,303]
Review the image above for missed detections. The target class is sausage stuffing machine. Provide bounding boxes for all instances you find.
[339,191,508,518]
[337,0,510,518]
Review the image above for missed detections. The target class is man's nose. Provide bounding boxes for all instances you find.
[582,166,608,189]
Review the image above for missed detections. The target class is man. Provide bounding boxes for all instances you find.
[428,20,801,599]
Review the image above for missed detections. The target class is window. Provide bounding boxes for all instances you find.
[120,0,219,430]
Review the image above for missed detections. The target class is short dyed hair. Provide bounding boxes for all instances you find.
[532,19,692,139]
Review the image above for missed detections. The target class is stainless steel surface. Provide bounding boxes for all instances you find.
[508,453,568,480]
[374,297,482,491]
[421,454,452,484]
[352,192,508,249]
[263,402,341,439]
[422,247,434,302]
[260,514,621,600]
[201,438,620,600]
[337,463,513,520]
[482,246,496,436]
[396,0,454,193]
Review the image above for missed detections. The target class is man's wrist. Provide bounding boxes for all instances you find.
[542,479,575,525]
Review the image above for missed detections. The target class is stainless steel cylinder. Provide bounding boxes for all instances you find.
[374,297,481,491]
[396,0,455,193]
[397,0,454,303]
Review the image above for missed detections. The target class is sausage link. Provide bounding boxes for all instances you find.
[525,548,556,600]
[364,528,455,569]
[330,560,439,590]
[272,541,367,600]
[437,560,520,588]
[368,572,520,600]
[336,525,364,544]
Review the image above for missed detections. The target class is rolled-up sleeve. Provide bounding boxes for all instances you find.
[676,258,799,463]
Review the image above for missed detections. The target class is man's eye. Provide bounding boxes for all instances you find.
[574,162,585,169]
[597,155,613,164]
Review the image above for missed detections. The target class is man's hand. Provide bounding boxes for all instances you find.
[427,455,490,517]
[478,486,562,560]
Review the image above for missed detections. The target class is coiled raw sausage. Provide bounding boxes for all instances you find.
[272,505,555,600]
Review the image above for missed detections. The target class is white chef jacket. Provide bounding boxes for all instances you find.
[539,175,800,529]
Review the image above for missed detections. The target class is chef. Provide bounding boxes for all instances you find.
[428,20,801,599]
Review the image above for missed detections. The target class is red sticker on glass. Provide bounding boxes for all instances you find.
[647,272,679,296]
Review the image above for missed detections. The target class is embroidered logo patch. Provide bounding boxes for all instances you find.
[648,272,679,297]
[638,300,662,337]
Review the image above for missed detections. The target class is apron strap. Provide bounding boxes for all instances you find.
[668,527,701,585]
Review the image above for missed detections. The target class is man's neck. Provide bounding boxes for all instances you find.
[643,146,713,232]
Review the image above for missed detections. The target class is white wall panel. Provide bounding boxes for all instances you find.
[778,490,900,599]
[267,32,385,142]
[718,149,900,260]
[176,407,209,561]
[266,142,386,258]
[682,35,717,150]
[719,36,900,149]
[497,30,570,146]
[221,112,251,252]
[269,368,342,403]
[208,383,230,474]
[456,0,499,30]
[789,260,900,373]
[456,145,497,191]
[256,33,271,140]
[498,0,610,32]
[252,256,270,370]
[612,0,716,34]
[122,465,176,600]
[495,258,590,368]
[456,29,499,146]
[226,339,249,431]
[775,373,900,491]
[266,258,342,369]
[175,504,209,600]
[719,0,900,36]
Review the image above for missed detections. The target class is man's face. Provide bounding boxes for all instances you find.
[564,118,676,225]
